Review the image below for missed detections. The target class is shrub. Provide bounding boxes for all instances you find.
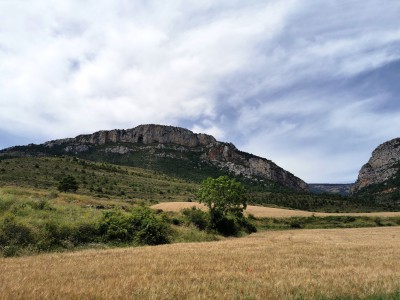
[98,210,132,242]
[182,207,210,230]
[98,207,171,245]
[130,206,170,245]
[214,214,240,236]
[171,218,182,226]
[37,221,72,251]
[237,216,257,234]
[2,245,20,257]
[72,223,99,244]
[57,175,78,193]
[0,215,35,248]
[33,199,52,210]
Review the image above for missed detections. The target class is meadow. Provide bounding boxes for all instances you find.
[1,227,399,299]
[1,186,400,257]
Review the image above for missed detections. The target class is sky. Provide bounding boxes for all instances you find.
[1,0,400,183]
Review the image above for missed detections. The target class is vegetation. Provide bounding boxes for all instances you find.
[1,155,399,212]
[197,176,247,217]
[57,175,78,192]
[253,215,400,231]
[247,187,400,212]
[99,206,170,245]
[0,153,399,257]
[196,176,256,236]
[0,188,216,257]
[0,156,198,203]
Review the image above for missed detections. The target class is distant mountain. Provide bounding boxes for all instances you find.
[351,138,400,205]
[0,124,308,192]
[309,184,353,196]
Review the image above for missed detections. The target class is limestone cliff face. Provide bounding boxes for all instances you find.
[44,124,216,148]
[2,124,308,192]
[352,138,400,193]
[201,142,308,192]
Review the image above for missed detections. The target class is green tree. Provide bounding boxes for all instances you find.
[57,175,78,193]
[197,176,247,226]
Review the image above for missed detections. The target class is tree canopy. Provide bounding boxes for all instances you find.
[197,175,247,219]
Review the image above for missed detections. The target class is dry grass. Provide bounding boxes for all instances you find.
[1,227,399,299]
[152,201,400,218]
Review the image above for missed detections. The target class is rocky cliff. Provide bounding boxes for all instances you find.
[44,124,216,149]
[1,124,308,192]
[351,138,400,193]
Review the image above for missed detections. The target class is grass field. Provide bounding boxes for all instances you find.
[0,227,399,299]
[152,201,400,218]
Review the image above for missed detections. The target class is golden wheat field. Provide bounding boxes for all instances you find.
[1,227,399,300]
[151,201,400,218]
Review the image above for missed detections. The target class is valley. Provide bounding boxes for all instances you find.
[1,125,400,299]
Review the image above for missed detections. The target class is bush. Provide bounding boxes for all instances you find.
[130,206,170,245]
[72,223,99,244]
[214,215,240,236]
[237,217,257,234]
[98,210,132,242]
[2,245,20,257]
[37,221,73,251]
[182,207,210,230]
[98,207,171,245]
[57,175,78,193]
[0,215,35,246]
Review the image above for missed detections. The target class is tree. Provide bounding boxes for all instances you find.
[57,175,78,193]
[197,176,247,225]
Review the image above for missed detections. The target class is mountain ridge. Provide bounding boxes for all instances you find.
[0,124,308,192]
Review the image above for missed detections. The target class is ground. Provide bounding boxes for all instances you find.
[1,227,399,299]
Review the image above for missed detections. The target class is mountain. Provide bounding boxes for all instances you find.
[0,124,308,192]
[351,138,400,206]
[309,184,353,196]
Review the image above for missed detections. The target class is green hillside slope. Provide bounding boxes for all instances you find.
[1,156,398,212]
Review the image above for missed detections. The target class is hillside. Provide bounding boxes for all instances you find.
[0,156,397,212]
[0,156,197,203]
[0,124,307,192]
[309,183,353,196]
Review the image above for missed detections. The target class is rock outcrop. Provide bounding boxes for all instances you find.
[1,124,308,192]
[351,138,400,193]
[201,142,308,191]
[44,124,216,149]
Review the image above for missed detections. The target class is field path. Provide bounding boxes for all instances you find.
[151,201,400,218]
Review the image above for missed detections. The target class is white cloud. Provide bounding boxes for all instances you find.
[0,0,298,137]
[1,0,400,182]
[191,123,225,141]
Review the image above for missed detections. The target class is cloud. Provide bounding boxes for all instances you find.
[1,0,400,183]
[0,0,295,134]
